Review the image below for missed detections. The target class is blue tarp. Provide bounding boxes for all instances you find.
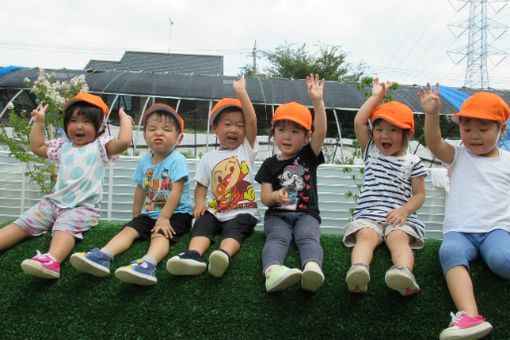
[0,66,28,77]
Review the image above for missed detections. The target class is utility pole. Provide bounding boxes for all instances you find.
[252,40,257,74]
[168,17,174,52]
[447,0,508,88]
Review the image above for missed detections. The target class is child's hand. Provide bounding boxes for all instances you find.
[119,107,135,126]
[418,83,441,115]
[273,186,291,204]
[306,74,325,102]
[372,78,393,100]
[193,201,207,219]
[151,219,176,239]
[232,76,246,94]
[31,104,48,123]
[386,207,409,227]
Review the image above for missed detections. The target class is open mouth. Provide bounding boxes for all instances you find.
[382,142,392,149]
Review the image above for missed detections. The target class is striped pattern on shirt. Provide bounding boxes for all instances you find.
[351,139,427,238]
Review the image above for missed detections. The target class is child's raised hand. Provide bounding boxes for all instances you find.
[118,107,135,126]
[418,83,441,115]
[232,76,246,93]
[386,207,409,227]
[274,186,291,204]
[306,74,325,102]
[30,103,48,123]
[372,78,393,100]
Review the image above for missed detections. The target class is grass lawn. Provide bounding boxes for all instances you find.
[0,221,508,339]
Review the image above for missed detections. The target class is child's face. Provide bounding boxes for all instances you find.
[144,114,181,155]
[212,110,245,150]
[372,119,405,157]
[66,108,97,147]
[273,121,309,159]
[459,117,504,158]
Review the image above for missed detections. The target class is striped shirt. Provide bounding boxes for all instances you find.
[351,139,427,237]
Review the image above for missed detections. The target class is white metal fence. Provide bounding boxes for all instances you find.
[0,151,447,238]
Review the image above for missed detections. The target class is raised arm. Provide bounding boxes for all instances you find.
[233,76,257,148]
[354,78,392,152]
[418,83,454,164]
[307,74,327,156]
[105,107,134,157]
[29,104,49,158]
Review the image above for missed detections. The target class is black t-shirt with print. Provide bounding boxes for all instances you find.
[255,143,324,222]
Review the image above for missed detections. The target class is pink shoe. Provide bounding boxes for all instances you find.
[21,251,61,279]
[439,311,493,340]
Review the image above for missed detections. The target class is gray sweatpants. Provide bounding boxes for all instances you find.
[262,211,323,273]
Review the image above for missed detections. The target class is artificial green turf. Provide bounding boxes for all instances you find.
[0,221,508,339]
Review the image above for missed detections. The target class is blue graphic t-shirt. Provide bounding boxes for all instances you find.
[133,151,192,219]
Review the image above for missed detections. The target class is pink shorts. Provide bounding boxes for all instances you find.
[13,198,100,239]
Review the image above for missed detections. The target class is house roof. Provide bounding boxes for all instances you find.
[84,51,224,76]
[1,67,509,115]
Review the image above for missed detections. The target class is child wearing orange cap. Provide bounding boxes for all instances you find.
[420,84,510,340]
[166,76,259,278]
[343,78,427,296]
[0,93,133,279]
[70,104,192,285]
[255,74,327,293]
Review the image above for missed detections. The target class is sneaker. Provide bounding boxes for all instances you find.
[166,250,206,276]
[384,265,420,296]
[265,265,302,293]
[70,248,111,277]
[21,250,60,279]
[208,250,230,278]
[115,259,157,286]
[301,262,325,292]
[439,311,493,340]
[345,263,370,293]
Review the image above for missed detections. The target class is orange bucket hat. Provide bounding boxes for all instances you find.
[450,92,510,124]
[143,103,184,134]
[63,92,109,117]
[209,98,242,126]
[272,102,312,131]
[371,101,414,131]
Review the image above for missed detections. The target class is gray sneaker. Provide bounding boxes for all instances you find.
[384,265,420,296]
[345,263,370,293]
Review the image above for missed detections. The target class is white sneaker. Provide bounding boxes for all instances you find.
[345,263,370,293]
[301,262,325,292]
[384,265,420,296]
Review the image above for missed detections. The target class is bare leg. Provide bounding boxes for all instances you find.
[188,236,211,256]
[218,237,241,257]
[48,231,76,262]
[445,266,479,317]
[147,234,170,263]
[103,227,140,257]
[386,229,414,270]
[0,224,32,251]
[350,228,379,265]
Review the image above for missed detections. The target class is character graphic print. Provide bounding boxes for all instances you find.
[208,156,257,213]
[143,168,172,212]
[277,158,311,211]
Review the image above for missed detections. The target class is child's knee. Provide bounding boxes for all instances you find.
[484,248,510,279]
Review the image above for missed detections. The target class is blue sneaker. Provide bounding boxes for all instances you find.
[70,248,111,277]
[115,259,157,286]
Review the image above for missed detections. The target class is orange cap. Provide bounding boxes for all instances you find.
[63,92,109,117]
[450,92,510,124]
[272,102,312,131]
[371,101,414,130]
[143,103,184,133]
[209,98,242,125]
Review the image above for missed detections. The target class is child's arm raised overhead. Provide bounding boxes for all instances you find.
[354,78,393,153]
[386,174,426,227]
[419,83,454,164]
[233,76,257,148]
[29,104,50,158]
[105,107,134,157]
[307,74,327,156]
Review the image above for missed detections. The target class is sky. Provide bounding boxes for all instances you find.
[1,0,510,89]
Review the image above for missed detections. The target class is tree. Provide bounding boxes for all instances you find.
[241,42,366,81]
[0,69,88,193]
